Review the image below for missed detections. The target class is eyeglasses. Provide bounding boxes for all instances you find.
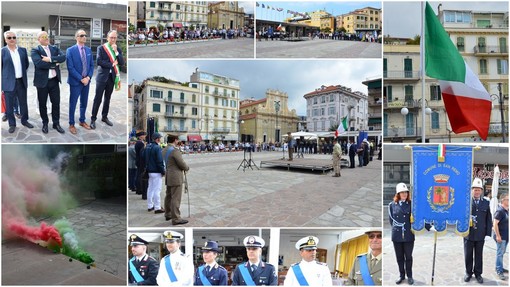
[6,36,16,40]
[78,34,87,38]
[368,234,382,239]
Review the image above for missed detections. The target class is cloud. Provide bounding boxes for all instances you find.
[129,60,381,116]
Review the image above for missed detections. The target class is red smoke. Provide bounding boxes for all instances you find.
[7,221,62,247]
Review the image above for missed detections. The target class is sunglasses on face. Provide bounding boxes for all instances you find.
[6,36,16,40]
[78,34,87,38]
[368,234,382,239]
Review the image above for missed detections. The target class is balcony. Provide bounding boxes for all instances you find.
[165,112,188,118]
[384,70,421,81]
[164,98,188,104]
[163,126,188,132]
[473,45,508,55]
[212,127,231,133]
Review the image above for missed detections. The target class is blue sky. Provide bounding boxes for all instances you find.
[256,1,382,22]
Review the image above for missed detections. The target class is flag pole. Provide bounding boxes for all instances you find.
[421,1,426,143]
[431,230,438,285]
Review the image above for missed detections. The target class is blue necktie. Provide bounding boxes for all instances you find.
[80,46,87,77]
[205,266,210,273]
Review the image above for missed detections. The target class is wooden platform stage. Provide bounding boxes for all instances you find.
[2,239,126,285]
[260,157,349,173]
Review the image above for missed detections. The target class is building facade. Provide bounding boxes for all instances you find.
[304,85,368,133]
[363,78,382,132]
[208,1,245,30]
[144,1,208,30]
[239,89,299,144]
[383,6,508,143]
[190,70,241,142]
[336,6,381,34]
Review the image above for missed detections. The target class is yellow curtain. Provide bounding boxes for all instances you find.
[335,235,369,277]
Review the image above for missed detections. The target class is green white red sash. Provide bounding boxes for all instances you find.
[102,43,121,91]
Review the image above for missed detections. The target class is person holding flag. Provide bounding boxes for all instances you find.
[156,230,194,286]
[128,234,159,286]
[194,241,228,285]
[90,30,124,130]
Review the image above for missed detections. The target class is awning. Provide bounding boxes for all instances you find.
[187,135,202,142]
[173,23,183,28]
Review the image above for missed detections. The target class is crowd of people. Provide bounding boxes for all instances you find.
[2,29,123,135]
[129,26,251,45]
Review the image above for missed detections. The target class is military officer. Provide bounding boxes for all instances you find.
[128,234,159,286]
[464,178,492,284]
[347,229,382,285]
[194,240,228,285]
[283,236,332,286]
[156,230,194,286]
[232,235,277,285]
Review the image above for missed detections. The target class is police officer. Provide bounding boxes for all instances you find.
[283,236,332,286]
[232,235,277,285]
[464,178,492,284]
[128,234,159,286]
[194,241,228,285]
[389,183,415,285]
[347,229,382,285]
[156,230,194,286]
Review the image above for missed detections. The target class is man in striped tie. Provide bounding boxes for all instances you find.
[66,29,94,135]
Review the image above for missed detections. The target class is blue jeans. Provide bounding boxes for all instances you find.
[358,154,364,167]
[496,239,508,273]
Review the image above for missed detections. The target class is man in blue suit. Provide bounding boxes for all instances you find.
[31,31,66,134]
[2,31,34,133]
[66,29,94,135]
[90,30,124,130]
[232,236,277,285]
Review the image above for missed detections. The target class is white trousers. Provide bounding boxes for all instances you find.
[147,173,162,209]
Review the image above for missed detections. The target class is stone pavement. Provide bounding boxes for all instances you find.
[128,37,254,58]
[256,39,382,58]
[1,65,128,143]
[128,151,382,227]
[383,223,509,286]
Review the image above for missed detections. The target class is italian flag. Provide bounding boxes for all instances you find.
[335,116,348,137]
[102,43,121,91]
[425,2,491,140]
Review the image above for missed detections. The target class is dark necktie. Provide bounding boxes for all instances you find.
[251,264,257,272]
[205,266,210,273]
[80,46,87,77]
[475,199,479,205]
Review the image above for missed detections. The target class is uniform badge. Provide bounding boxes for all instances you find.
[307,237,315,246]
[130,234,137,240]
[248,236,255,244]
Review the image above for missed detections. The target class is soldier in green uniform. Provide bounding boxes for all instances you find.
[347,229,382,285]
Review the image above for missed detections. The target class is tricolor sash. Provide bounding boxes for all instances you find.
[102,43,121,90]
[164,255,178,282]
[197,266,212,286]
[358,255,375,286]
[129,257,144,283]
[291,264,309,286]
[238,264,256,286]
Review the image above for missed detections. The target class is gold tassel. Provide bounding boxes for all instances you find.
[469,218,473,227]
[410,214,414,223]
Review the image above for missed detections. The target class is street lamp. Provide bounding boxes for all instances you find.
[274,100,280,142]
[490,82,506,143]
[401,99,432,142]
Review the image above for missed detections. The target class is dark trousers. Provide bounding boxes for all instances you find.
[5,79,28,127]
[464,239,485,276]
[69,83,90,125]
[393,241,414,279]
[128,168,136,190]
[164,185,183,222]
[136,168,148,199]
[37,77,60,125]
[91,76,114,121]
[349,155,355,168]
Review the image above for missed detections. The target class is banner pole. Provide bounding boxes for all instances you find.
[431,230,438,285]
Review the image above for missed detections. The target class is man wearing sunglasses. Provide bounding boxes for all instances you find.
[31,31,66,134]
[66,29,94,135]
[2,31,34,134]
[347,229,382,285]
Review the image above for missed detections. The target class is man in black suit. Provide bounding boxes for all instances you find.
[2,31,33,133]
[348,139,357,168]
[128,234,159,285]
[31,31,66,134]
[464,177,492,284]
[90,30,124,129]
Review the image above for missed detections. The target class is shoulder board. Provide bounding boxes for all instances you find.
[264,262,274,267]
[316,261,328,266]
[217,265,227,271]
[148,256,157,261]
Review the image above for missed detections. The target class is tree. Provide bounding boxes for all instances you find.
[321,27,332,33]
[407,34,421,45]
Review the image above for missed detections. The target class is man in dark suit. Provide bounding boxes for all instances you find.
[128,234,159,285]
[90,30,124,129]
[464,178,492,284]
[348,139,357,168]
[163,134,189,225]
[66,29,94,134]
[31,31,66,134]
[232,236,277,285]
[2,31,34,133]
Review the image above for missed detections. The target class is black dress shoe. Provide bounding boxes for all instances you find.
[102,117,113,126]
[154,209,165,214]
[395,278,404,284]
[172,219,189,225]
[22,122,34,128]
[464,274,472,282]
[148,207,154,212]
[53,124,65,134]
[2,114,7,122]
[8,126,15,133]
[90,120,96,130]
[42,124,48,134]
[408,278,414,285]
[165,217,172,221]
[475,275,483,284]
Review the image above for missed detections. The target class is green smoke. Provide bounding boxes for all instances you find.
[54,218,94,264]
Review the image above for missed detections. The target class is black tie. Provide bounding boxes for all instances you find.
[205,266,210,273]
[475,199,479,205]
[251,264,257,272]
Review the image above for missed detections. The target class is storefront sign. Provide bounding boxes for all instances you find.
[92,18,102,38]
